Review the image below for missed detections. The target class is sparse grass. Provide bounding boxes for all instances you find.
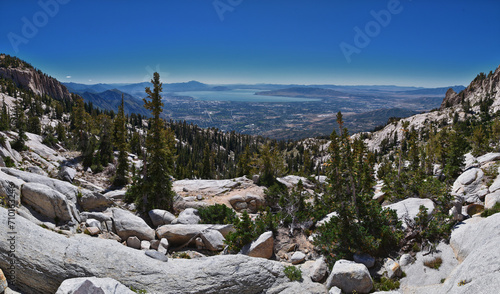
[373,276,400,291]
[172,252,191,259]
[283,265,302,282]
[483,163,500,186]
[424,256,443,270]
[129,286,147,293]
[481,202,500,217]
[412,242,421,252]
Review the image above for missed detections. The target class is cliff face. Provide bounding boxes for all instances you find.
[441,64,500,109]
[366,64,500,152]
[0,54,71,102]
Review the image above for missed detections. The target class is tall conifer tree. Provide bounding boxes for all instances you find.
[113,95,129,186]
[127,73,175,211]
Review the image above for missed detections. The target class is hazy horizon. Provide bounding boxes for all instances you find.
[1,1,499,87]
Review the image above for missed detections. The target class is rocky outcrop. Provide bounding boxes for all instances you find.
[308,257,329,282]
[21,182,80,223]
[240,231,274,259]
[485,190,500,209]
[438,213,500,293]
[78,191,113,212]
[267,279,328,294]
[171,208,200,224]
[384,198,435,227]
[2,167,80,204]
[229,193,265,213]
[450,214,500,262]
[451,167,487,203]
[111,208,155,241]
[0,62,72,102]
[399,242,458,293]
[59,166,77,183]
[325,260,373,294]
[0,170,24,207]
[55,277,134,294]
[148,209,176,227]
[440,88,460,109]
[441,65,500,112]
[2,167,112,212]
[156,224,234,246]
[200,229,225,251]
[0,207,288,294]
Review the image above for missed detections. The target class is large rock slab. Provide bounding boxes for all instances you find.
[0,170,24,207]
[485,190,500,209]
[399,242,458,292]
[450,213,500,262]
[229,193,265,213]
[0,207,288,294]
[277,175,314,189]
[267,279,328,294]
[0,133,22,163]
[384,198,435,228]
[55,277,134,294]
[240,231,274,259]
[476,153,500,165]
[437,235,500,294]
[22,182,80,223]
[24,132,65,162]
[326,259,373,294]
[111,208,155,241]
[173,178,244,196]
[451,167,486,202]
[156,224,234,246]
[2,167,89,205]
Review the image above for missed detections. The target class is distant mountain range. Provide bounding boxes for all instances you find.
[396,86,466,95]
[255,87,347,99]
[79,89,150,116]
[65,81,214,99]
[64,81,466,99]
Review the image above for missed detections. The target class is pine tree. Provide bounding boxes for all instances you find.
[126,72,176,212]
[0,98,10,131]
[113,96,129,186]
[12,100,27,151]
[201,142,212,179]
[314,112,402,266]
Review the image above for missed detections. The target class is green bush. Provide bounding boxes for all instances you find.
[129,286,147,294]
[3,156,15,167]
[283,265,302,282]
[373,276,400,291]
[198,203,237,225]
[224,210,277,253]
[314,201,403,266]
[481,202,500,217]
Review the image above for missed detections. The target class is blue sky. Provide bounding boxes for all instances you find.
[0,0,499,87]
